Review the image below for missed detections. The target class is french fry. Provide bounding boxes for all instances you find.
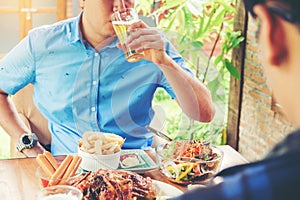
[87,148,96,154]
[82,138,92,149]
[95,139,103,154]
[79,132,125,155]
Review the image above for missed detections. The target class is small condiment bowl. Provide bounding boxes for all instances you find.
[35,166,83,188]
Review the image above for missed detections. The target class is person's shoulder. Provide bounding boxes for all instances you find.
[27,16,78,37]
[24,16,80,55]
[267,129,300,157]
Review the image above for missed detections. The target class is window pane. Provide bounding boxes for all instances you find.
[0,14,19,54]
[32,0,56,8]
[32,14,56,28]
[0,0,18,7]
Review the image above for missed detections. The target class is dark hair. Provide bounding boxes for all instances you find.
[244,0,263,17]
[244,0,300,23]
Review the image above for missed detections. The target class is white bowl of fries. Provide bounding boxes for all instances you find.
[77,131,125,171]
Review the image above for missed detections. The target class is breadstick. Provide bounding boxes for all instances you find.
[49,155,73,186]
[59,155,82,185]
[36,154,55,176]
[69,156,82,176]
[43,151,59,170]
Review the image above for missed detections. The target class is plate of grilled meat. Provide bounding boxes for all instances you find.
[71,169,183,199]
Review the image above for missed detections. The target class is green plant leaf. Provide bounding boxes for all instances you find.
[178,8,185,28]
[224,58,240,79]
[214,55,223,66]
[232,36,245,48]
[191,41,203,49]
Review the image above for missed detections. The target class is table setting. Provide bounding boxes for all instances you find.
[0,130,248,200]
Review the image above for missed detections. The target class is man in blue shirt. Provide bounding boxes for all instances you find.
[0,0,214,157]
[172,0,300,199]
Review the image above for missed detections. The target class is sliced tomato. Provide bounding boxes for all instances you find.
[193,164,201,174]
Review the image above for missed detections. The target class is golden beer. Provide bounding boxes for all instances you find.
[112,18,144,62]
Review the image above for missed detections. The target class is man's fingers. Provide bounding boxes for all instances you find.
[129,28,158,38]
[128,35,163,51]
[128,30,163,45]
[128,20,147,31]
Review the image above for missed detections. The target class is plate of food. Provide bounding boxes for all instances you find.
[118,149,158,173]
[153,180,184,199]
[156,140,224,185]
[70,169,183,199]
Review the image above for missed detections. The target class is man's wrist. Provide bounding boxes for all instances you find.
[22,143,45,157]
[16,133,39,152]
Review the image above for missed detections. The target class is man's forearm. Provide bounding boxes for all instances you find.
[0,91,31,142]
[0,90,45,157]
[157,56,215,122]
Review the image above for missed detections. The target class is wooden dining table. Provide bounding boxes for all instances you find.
[0,145,247,200]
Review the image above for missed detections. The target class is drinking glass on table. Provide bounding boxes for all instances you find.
[36,185,82,200]
[111,8,144,62]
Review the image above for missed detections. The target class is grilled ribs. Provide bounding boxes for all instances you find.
[71,169,156,200]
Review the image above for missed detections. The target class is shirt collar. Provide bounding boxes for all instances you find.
[102,36,119,49]
[68,12,83,44]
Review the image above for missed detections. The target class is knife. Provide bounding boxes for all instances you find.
[145,125,173,142]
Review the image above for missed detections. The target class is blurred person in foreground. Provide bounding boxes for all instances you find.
[0,0,214,157]
[172,0,300,199]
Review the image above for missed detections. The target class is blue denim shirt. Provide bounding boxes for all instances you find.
[0,14,191,155]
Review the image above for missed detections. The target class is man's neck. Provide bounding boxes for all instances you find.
[94,36,117,51]
[80,16,116,51]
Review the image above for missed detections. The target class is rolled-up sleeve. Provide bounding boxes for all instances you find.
[0,35,35,95]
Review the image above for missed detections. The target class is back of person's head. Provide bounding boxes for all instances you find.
[243,0,300,128]
[244,0,300,28]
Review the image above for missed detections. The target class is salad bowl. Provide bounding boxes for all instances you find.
[156,140,223,185]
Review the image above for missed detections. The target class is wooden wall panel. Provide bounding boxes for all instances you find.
[226,0,247,150]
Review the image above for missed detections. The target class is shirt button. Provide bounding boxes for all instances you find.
[92,81,97,85]
[94,52,98,57]
[91,107,96,112]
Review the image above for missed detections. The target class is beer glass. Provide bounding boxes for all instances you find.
[111,8,144,62]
